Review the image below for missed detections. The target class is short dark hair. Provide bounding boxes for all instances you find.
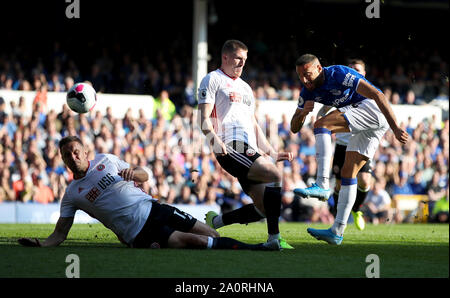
[59,135,83,153]
[221,40,248,55]
[295,54,319,66]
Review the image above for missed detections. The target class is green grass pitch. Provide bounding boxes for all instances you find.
[0,222,448,278]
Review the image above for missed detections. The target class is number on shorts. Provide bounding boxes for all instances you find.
[173,209,186,219]
[174,209,192,220]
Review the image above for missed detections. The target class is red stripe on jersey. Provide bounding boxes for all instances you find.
[218,68,238,80]
[211,105,218,133]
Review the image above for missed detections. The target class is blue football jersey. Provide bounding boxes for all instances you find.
[297,65,380,109]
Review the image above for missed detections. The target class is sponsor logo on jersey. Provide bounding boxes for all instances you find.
[85,187,101,202]
[229,92,251,106]
[342,73,356,87]
[332,90,351,106]
[97,164,105,171]
[297,96,304,107]
[97,173,116,190]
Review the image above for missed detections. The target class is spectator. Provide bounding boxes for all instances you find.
[429,185,449,223]
[278,82,293,100]
[299,134,316,157]
[427,171,447,214]
[174,184,197,205]
[277,114,291,140]
[0,96,6,123]
[361,178,392,224]
[183,77,196,107]
[392,171,414,195]
[166,170,186,204]
[33,84,48,112]
[204,186,221,207]
[0,166,15,202]
[409,170,427,195]
[153,90,176,121]
[31,173,54,204]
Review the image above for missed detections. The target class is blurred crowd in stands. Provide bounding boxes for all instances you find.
[0,40,448,224]
[1,40,448,107]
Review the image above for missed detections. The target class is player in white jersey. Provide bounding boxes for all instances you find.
[198,40,294,250]
[317,59,373,231]
[17,136,282,251]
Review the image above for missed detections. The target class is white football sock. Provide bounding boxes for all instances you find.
[314,128,332,190]
[206,236,214,249]
[332,178,358,236]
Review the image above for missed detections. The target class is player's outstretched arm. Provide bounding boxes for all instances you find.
[18,216,74,247]
[253,114,277,159]
[356,80,408,144]
[290,101,314,133]
[253,114,293,162]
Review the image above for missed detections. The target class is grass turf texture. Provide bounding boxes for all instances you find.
[0,222,448,278]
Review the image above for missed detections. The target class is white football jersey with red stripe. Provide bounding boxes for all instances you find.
[60,153,156,245]
[198,69,258,150]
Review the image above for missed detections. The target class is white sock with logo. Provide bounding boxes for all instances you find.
[332,178,358,236]
[314,128,332,190]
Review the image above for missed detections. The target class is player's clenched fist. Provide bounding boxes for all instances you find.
[302,100,315,113]
[118,168,135,181]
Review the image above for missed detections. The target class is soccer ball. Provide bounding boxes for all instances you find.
[66,82,97,113]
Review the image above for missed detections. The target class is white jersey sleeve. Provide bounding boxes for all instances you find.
[198,73,219,105]
[60,191,77,218]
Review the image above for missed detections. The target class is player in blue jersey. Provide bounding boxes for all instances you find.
[317,59,373,231]
[290,54,408,244]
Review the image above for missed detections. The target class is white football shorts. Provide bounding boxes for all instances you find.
[339,99,389,159]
